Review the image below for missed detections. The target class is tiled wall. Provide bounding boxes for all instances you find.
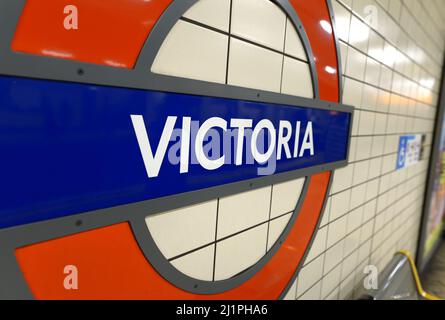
[286,0,445,300]
[147,0,312,282]
[145,0,445,299]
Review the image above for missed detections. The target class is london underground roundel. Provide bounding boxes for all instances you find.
[0,0,353,299]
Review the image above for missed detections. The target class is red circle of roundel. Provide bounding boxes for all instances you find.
[15,0,340,299]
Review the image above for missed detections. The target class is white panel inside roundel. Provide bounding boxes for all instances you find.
[151,0,314,98]
[146,0,312,281]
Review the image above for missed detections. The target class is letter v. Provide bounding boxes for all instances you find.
[131,115,177,178]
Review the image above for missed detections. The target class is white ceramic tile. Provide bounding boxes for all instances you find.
[267,213,292,251]
[348,16,370,53]
[343,77,363,107]
[297,254,324,296]
[355,137,372,161]
[152,20,228,84]
[332,165,354,194]
[377,89,391,113]
[352,110,361,136]
[373,113,387,135]
[214,224,268,280]
[320,198,331,227]
[379,65,393,91]
[228,38,282,93]
[183,0,231,32]
[381,154,396,174]
[340,42,349,74]
[368,30,385,60]
[365,180,379,201]
[339,0,353,9]
[363,199,376,222]
[364,57,381,87]
[368,157,382,180]
[327,215,348,248]
[217,186,271,239]
[281,57,313,98]
[297,280,322,300]
[349,138,358,162]
[353,161,370,185]
[170,245,215,281]
[284,19,307,61]
[270,178,305,218]
[341,249,358,281]
[339,273,355,300]
[382,42,396,68]
[324,286,340,300]
[321,264,342,299]
[358,240,372,264]
[324,240,344,273]
[346,206,364,234]
[332,1,351,42]
[330,189,351,221]
[360,219,374,243]
[145,200,218,259]
[371,136,385,157]
[346,47,367,81]
[350,184,367,210]
[343,228,360,257]
[305,226,328,264]
[361,85,378,111]
[231,0,286,51]
[358,111,375,135]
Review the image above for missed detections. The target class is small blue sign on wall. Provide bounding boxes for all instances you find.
[397,135,423,170]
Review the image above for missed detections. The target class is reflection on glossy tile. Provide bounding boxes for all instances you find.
[346,47,367,80]
[145,200,218,259]
[281,57,314,98]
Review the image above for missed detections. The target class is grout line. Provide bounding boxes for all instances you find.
[400,1,444,55]
[179,16,309,65]
[265,185,274,255]
[342,71,439,110]
[303,168,429,267]
[224,0,233,85]
[329,153,430,198]
[368,59,395,274]
[279,18,288,95]
[212,198,220,281]
[337,0,443,75]
[168,209,295,262]
[298,189,425,299]
[424,0,445,39]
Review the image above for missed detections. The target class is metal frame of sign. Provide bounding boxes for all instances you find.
[0,0,353,298]
[416,58,445,273]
